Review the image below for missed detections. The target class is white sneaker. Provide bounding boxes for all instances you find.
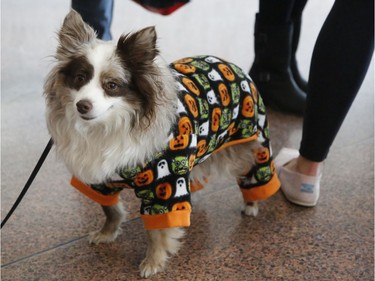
[275,148,321,207]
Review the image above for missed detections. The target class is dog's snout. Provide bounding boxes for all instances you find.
[76,100,93,114]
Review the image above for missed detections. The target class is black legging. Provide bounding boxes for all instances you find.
[258,0,374,162]
[300,0,374,162]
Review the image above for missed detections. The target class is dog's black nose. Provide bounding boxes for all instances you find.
[76,100,93,114]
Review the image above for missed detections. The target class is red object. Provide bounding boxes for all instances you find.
[132,0,190,15]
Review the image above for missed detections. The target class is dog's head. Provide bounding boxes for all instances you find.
[44,10,178,182]
[45,10,173,131]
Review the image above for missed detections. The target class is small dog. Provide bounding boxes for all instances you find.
[44,10,280,277]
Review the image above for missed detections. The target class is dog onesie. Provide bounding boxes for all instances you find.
[71,56,280,229]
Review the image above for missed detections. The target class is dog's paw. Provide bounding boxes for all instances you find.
[88,229,121,245]
[139,258,165,278]
[242,202,259,217]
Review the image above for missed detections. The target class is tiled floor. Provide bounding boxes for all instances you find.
[1,1,373,280]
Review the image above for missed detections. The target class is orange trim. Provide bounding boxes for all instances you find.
[70,176,120,206]
[214,135,258,154]
[141,210,191,230]
[240,172,281,202]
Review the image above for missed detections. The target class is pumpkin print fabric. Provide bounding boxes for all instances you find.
[70,56,280,230]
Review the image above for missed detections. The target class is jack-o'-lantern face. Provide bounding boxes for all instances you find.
[250,82,258,103]
[218,64,235,81]
[242,96,255,118]
[182,77,200,96]
[174,63,196,74]
[197,139,208,157]
[211,107,222,132]
[172,201,191,211]
[228,122,238,136]
[184,95,199,118]
[256,147,270,164]
[218,83,231,106]
[178,116,193,135]
[155,183,173,200]
[134,170,154,186]
[174,57,193,64]
[169,134,190,150]
[189,154,196,171]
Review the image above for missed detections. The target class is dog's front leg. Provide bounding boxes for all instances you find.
[140,228,185,278]
[89,202,125,244]
[243,201,259,217]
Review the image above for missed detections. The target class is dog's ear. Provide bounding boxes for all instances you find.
[116,27,160,125]
[57,10,97,58]
[116,26,159,70]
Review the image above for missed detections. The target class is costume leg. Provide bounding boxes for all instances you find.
[238,87,281,205]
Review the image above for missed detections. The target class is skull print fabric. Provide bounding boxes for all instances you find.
[70,56,280,230]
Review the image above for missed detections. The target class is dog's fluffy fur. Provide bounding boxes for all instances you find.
[45,10,260,277]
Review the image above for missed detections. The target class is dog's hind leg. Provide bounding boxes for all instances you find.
[243,201,259,217]
[140,228,185,278]
[89,202,125,244]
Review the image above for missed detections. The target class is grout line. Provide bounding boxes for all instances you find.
[1,235,88,268]
[1,216,142,269]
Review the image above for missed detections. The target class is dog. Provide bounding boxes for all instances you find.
[44,10,280,277]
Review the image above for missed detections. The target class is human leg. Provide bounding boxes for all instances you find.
[72,0,114,40]
[277,0,374,206]
[249,0,308,115]
[300,0,374,162]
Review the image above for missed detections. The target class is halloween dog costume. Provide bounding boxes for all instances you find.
[71,56,280,229]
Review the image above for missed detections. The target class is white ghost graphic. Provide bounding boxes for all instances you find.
[258,113,266,129]
[175,177,189,197]
[232,105,239,119]
[157,159,171,179]
[206,90,219,105]
[189,134,198,148]
[177,99,187,114]
[205,56,222,64]
[240,80,251,93]
[208,69,223,81]
[198,121,209,136]
[177,82,188,92]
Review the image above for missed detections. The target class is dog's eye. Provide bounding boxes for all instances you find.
[75,74,86,83]
[106,82,118,91]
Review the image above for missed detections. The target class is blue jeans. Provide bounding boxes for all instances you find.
[72,0,114,40]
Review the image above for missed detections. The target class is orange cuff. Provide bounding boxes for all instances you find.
[70,176,120,206]
[141,210,191,230]
[240,172,281,202]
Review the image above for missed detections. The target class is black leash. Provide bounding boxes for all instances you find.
[1,138,53,229]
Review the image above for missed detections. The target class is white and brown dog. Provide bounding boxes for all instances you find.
[44,10,280,277]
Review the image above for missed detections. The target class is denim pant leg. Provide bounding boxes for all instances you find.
[72,0,114,40]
